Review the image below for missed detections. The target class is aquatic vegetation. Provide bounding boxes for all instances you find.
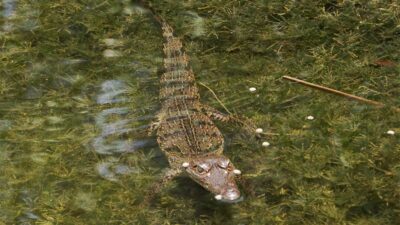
[0,0,399,224]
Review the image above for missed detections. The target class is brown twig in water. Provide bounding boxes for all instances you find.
[282,75,400,113]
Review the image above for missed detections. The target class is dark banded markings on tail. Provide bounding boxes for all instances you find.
[159,85,198,99]
[163,38,182,52]
[160,78,194,86]
[163,53,189,68]
[160,95,199,102]
[161,80,192,89]
[160,77,194,86]
[160,70,195,84]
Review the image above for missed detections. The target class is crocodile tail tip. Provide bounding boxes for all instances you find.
[133,0,165,26]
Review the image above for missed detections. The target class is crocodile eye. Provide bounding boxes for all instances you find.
[218,159,230,169]
[196,166,205,173]
[192,165,205,174]
[193,163,210,174]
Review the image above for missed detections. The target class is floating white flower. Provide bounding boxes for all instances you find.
[255,128,263,133]
[262,141,270,147]
[387,130,395,135]
[249,87,257,92]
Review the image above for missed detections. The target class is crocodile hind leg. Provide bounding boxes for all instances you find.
[201,104,259,136]
[147,110,166,136]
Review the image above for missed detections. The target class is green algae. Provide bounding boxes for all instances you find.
[0,0,399,224]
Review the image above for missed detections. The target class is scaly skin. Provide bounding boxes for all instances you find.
[141,1,251,202]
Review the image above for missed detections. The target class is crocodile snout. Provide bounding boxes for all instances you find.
[223,187,240,201]
[215,187,242,203]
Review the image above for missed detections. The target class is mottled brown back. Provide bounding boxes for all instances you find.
[156,22,224,159]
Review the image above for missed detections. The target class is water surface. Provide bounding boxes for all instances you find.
[1,0,399,224]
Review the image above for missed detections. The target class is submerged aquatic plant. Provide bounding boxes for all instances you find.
[0,0,399,224]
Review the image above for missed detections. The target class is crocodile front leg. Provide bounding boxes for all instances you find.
[142,168,182,204]
[147,110,166,136]
[201,104,258,135]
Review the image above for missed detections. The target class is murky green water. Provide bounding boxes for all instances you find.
[1,0,399,224]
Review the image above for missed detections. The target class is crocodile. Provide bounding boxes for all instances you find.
[139,1,254,203]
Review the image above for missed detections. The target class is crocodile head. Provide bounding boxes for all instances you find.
[182,154,242,203]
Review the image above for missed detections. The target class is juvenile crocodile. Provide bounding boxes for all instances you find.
[140,1,253,203]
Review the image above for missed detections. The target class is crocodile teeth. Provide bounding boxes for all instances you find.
[182,162,190,168]
[233,169,241,175]
[214,195,222,200]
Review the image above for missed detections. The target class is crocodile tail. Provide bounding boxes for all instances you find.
[135,1,177,40]
[136,1,198,100]
[134,0,164,24]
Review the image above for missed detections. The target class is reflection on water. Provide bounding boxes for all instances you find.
[92,79,153,155]
[2,0,16,17]
[0,119,12,131]
[0,1,161,222]
[96,160,141,182]
[1,0,17,32]
[15,189,41,224]
[96,80,128,105]
[91,79,156,183]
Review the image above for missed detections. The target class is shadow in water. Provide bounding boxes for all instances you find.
[168,177,236,223]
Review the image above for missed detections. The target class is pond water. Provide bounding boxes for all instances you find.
[1,0,399,224]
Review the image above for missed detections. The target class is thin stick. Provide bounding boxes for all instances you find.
[282,75,400,112]
[198,82,232,114]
